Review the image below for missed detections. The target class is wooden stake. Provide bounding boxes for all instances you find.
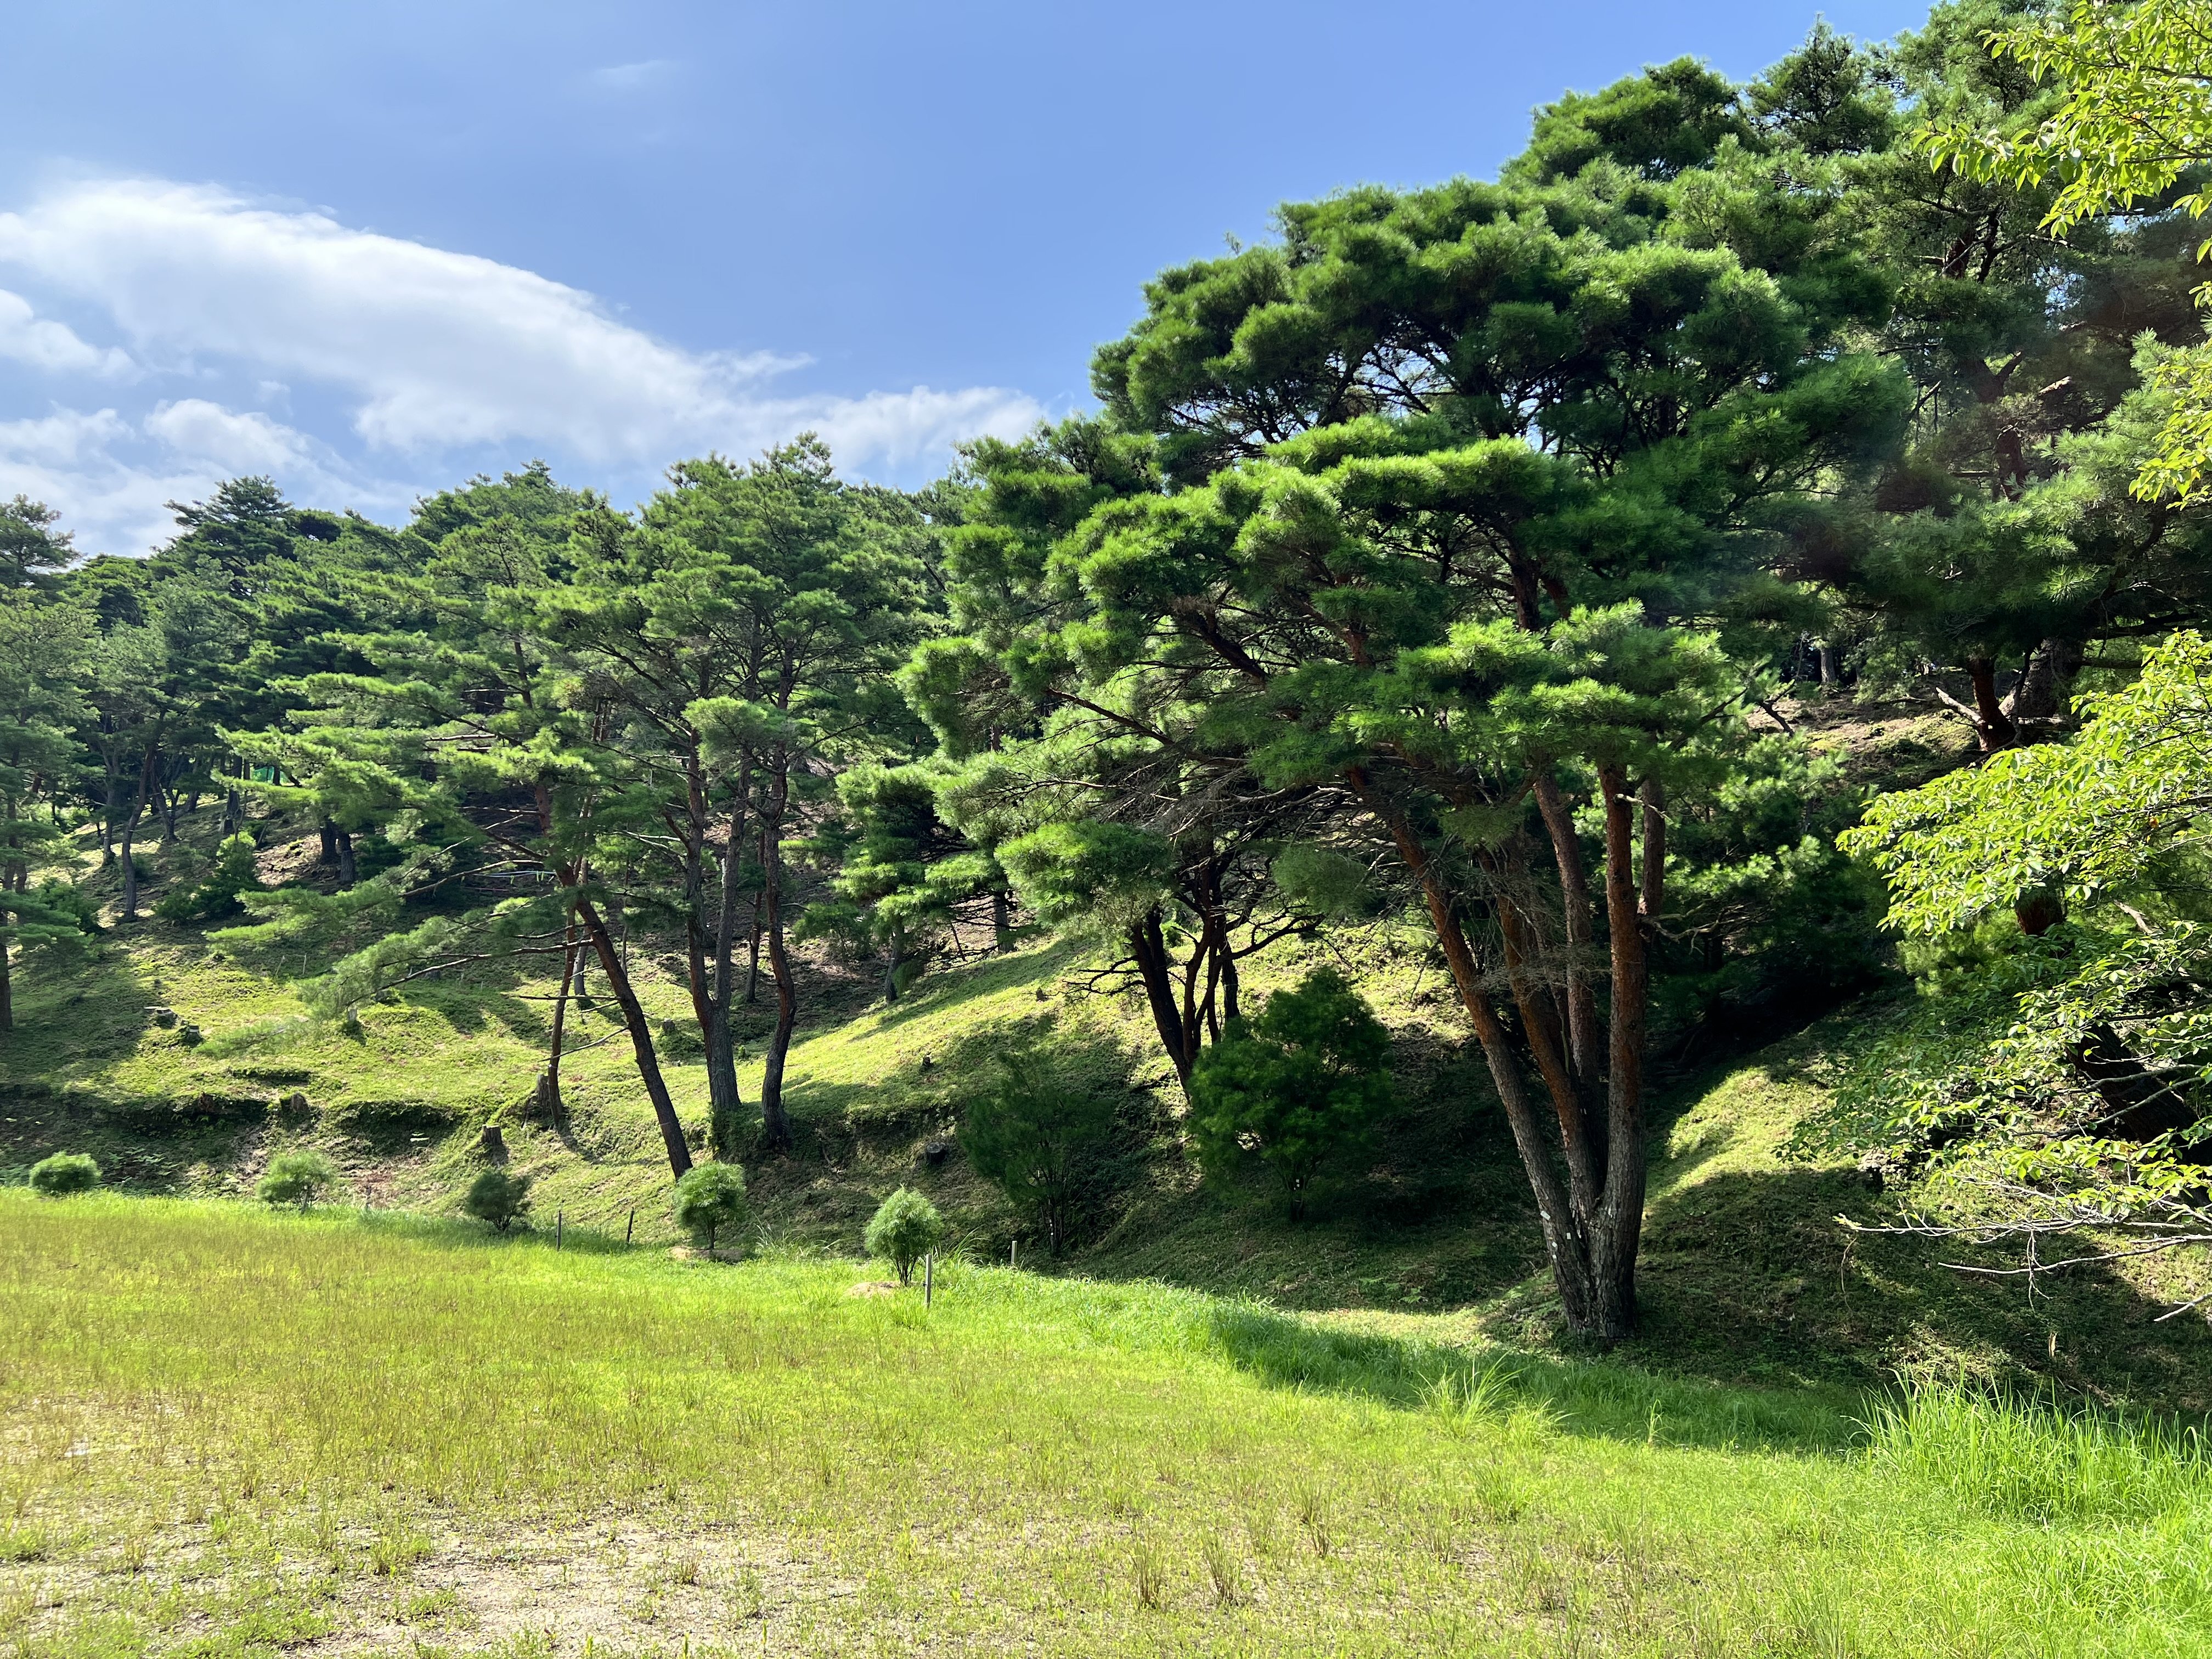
[625,1207,635,1244]
[924,1251,933,1310]
[555,1210,564,1252]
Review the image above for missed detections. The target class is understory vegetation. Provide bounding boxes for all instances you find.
[7,1,2212,1651]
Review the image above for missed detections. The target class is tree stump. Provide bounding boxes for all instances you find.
[477,1123,509,1164]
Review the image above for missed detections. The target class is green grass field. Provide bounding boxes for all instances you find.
[4,1193,2211,1657]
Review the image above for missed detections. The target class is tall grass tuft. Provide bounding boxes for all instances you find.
[1866,1381,2212,1523]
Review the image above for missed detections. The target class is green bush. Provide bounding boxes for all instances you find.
[27,1152,98,1197]
[960,1045,1115,1253]
[865,1187,944,1285]
[1187,967,1391,1220]
[258,1149,337,1210]
[464,1166,533,1233]
[672,1162,747,1254]
[154,833,262,924]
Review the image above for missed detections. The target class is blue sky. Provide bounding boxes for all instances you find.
[1,1,1932,556]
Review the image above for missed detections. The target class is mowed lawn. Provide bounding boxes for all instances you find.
[2,1196,2208,1657]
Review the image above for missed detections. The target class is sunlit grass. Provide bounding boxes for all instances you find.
[2,1193,2210,1656]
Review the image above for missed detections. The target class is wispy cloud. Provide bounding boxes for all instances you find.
[0,178,1044,552]
[0,288,131,377]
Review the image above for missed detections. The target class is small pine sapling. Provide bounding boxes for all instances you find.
[865,1187,944,1285]
[258,1149,338,1211]
[1188,967,1391,1220]
[27,1151,98,1197]
[672,1162,747,1255]
[464,1166,533,1233]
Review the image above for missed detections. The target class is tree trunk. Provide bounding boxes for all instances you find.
[575,894,691,1179]
[1129,906,1194,1085]
[318,817,339,865]
[0,933,13,1032]
[118,749,154,919]
[334,828,356,887]
[2010,637,2083,733]
[1589,768,1655,1344]
[744,901,763,1003]
[543,924,577,1119]
[702,783,749,1160]
[1965,654,2017,751]
[881,926,904,1003]
[1532,771,1601,1085]
[992,888,1014,953]
[757,769,797,1151]
[222,785,241,838]
[1347,765,1646,1340]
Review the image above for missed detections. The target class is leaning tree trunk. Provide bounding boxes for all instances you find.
[575,894,691,1179]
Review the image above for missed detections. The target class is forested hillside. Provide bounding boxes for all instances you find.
[7,0,2212,1378]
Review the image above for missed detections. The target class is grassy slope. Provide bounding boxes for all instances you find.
[4,1195,2210,1658]
[4,736,2211,1418]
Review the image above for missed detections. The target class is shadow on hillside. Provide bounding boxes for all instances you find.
[1624,1165,2212,1414]
[1200,1299,1857,1452]
[859,943,1073,1035]
[0,940,259,1188]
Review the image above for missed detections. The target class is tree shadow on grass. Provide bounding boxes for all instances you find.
[1624,1165,2212,1415]
[1199,1299,1860,1453]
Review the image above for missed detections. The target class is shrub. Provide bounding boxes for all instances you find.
[258,1149,337,1210]
[27,1152,98,1197]
[672,1162,747,1254]
[464,1166,533,1233]
[1187,967,1391,1220]
[960,1045,1115,1253]
[154,833,261,924]
[865,1187,944,1285]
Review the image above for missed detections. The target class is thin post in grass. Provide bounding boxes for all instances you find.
[555,1210,563,1252]
[924,1251,933,1309]
[625,1207,635,1245]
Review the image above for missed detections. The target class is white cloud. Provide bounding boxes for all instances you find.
[0,400,415,557]
[0,288,131,376]
[145,398,318,473]
[0,404,213,554]
[0,178,1043,471]
[0,405,130,467]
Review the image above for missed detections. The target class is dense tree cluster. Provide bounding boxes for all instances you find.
[4,1,2210,1339]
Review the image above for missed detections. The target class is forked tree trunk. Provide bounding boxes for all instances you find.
[1350,762,1657,1344]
